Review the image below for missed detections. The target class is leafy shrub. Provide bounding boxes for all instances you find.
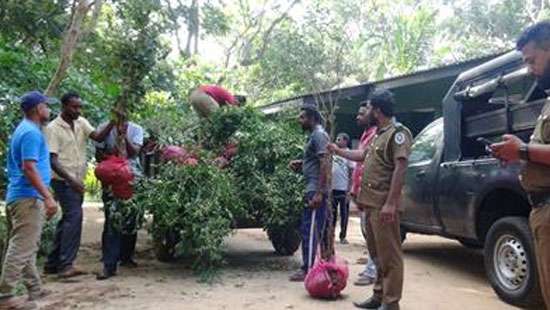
[135,162,243,272]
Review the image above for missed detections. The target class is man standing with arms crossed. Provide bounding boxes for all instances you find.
[332,89,412,310]
[288,106,331,282]
[43,92,114,278]
[491,21,550,309]
[330,101,379,286]
[0,91,57,309]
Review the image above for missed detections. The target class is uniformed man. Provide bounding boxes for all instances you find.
[334,89,412,310]
[491,21,550,309]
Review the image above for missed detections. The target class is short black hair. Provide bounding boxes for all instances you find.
[367,88,394,117]
[301,106,322,124]
[235,95,247,106]
[61,92,80,106]
[517,21,550,50]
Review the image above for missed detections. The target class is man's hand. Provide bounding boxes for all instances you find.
[490,134,523,164]
[308,192,323,209]
[327,143,339,154]
[44,196,58,220]
[380,203,398,224]
[288,160,303,172]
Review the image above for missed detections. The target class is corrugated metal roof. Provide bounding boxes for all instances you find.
[260,51,508,112]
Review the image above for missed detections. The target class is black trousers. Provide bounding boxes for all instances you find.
[101,192,138,273]
[332,190,350,240]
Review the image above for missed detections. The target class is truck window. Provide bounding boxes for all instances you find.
[409,119,443,164]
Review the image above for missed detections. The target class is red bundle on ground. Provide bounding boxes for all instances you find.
[304,255,349,299]
[95,156,134,200]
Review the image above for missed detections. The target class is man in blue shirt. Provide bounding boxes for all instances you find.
[0,91,58,309]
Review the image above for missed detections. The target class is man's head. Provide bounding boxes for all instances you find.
[20,91,51,125]
[61,92,83,121]
[235,95,247,106]
[336,133,350,148]
[517,21,550,85]
[364,89,395,126]
[298,106,322,131]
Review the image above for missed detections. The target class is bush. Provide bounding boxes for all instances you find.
[135,162,243,272]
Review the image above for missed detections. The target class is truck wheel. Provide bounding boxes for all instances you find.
[484,217,543,307]
[153,230,179,262]
[268,228,301,256]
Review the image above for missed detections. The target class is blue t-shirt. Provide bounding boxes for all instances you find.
[5,119,51,204]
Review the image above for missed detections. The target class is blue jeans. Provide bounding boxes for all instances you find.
[300,191,328,272]
[46,180,84,272]
[101,192,138,273]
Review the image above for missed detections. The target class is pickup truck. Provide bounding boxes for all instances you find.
[400,51,546,307]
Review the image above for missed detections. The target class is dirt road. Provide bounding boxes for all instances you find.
[36,204,516,310]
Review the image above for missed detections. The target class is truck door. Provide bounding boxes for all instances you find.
[401,119,443,228]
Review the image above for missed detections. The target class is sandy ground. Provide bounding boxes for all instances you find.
[34,203,520,310]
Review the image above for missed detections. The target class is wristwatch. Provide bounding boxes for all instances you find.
[519,144,529,161]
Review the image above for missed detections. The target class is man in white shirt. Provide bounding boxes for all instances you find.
[331,133,355,244]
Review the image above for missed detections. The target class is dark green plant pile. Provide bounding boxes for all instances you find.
[200,107,305,234]
[135,162,243,272]
[133,107,305,273]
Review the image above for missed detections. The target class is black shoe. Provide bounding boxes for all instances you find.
[377,303,400,310]
[120,260,138,268]
[96,269,116,281]
[43,266,58,275]
[353,297,382,309]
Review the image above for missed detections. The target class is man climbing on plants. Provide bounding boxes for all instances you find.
[94,108,144,280]
[288,106,331,282]
[43,92,115,279]
[189,84,246,117]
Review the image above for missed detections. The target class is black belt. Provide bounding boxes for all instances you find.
[527,192,550,209]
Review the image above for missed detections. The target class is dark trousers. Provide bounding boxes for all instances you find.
[332,190,350,240]
[300,191,328,272]
[46,180,84,272]
[101,192,138,273]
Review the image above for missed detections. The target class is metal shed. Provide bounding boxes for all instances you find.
[261,53,505,138]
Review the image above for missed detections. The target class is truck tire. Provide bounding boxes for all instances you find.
[153,230,179,262]
[268,228,301,256]
[484,217,543,307]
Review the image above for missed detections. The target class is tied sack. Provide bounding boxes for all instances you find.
[95,156,134,200]
[304,255,349,299]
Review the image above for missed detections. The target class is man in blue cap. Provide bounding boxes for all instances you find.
[0,91,58,309]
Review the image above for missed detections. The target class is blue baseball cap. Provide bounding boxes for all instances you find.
[20,91,54,112]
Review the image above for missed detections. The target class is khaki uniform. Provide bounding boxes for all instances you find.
[520,100,550,308]
[357,121,412,304]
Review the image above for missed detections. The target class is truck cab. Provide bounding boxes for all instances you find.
[400,51,546,307]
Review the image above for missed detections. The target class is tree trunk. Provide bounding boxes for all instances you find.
[45,0,92,96]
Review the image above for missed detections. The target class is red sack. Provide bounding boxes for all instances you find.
[95,156,134,200]
[304,255,349,299]
[160,145,188,164]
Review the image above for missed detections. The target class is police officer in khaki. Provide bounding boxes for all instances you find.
[332,89,412,310]
[491,21,550,309]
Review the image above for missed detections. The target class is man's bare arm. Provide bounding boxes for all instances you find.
[525,144,550,166]
[333,147,367,162]
[89,122,115,142]
[318,153,331,193]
